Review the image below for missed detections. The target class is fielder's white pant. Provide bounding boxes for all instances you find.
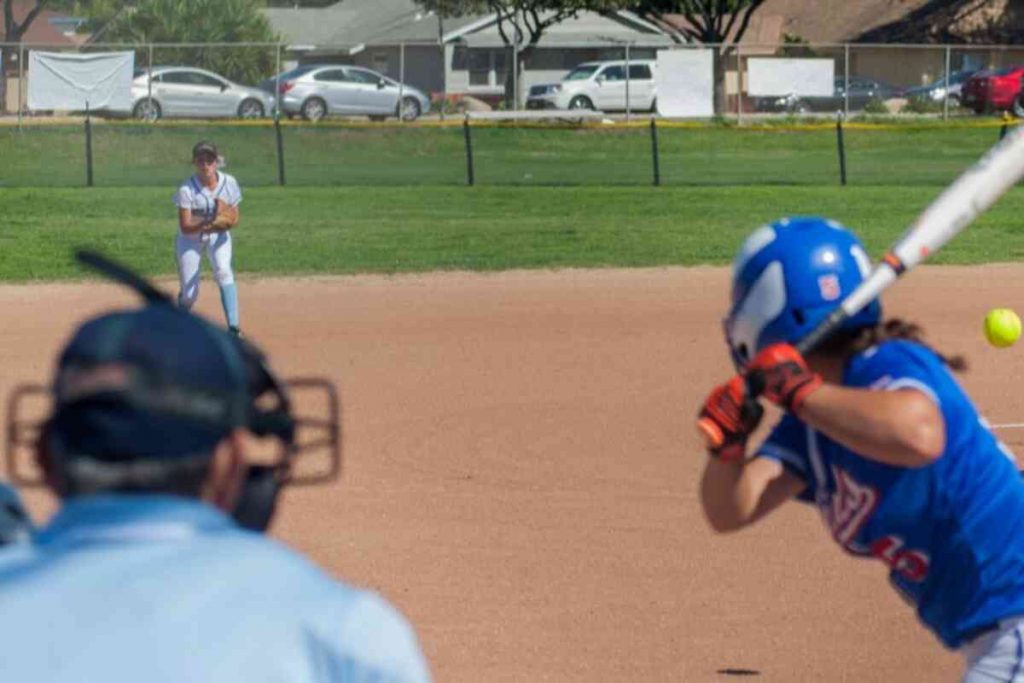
[175,231,234,310]
[962,618,1024,682]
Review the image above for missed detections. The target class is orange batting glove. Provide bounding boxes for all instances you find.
[746,343,823,412]
[697,375,764,462]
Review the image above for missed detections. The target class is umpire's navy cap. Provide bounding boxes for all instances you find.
[50,305,250,462]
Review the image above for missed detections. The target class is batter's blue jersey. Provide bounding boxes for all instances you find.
[757,339,1024,648]
[0,495,431,682]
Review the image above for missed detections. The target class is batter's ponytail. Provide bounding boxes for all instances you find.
[820,318,967,372]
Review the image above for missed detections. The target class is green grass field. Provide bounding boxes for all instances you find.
[2,184,1023,282]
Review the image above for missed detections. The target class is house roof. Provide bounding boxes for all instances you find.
[661,0,937,46]
[264,0,482,50]
[264,0,671,51]
[855,0,1024,44]
[7,0,87,45]
[459,11,673,49]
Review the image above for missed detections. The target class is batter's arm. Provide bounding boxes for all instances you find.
[700,456,806,533]
[796,386,944,467]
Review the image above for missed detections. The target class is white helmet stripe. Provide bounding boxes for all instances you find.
[733,225,777,277]
[727,261,787,362]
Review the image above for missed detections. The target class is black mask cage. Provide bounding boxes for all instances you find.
[3,250,341,490]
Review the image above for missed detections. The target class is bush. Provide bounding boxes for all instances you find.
[903,96,944,114]
[862,98,890,114]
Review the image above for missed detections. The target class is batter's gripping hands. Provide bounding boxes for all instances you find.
[747,343,822,412]
[697,376,764,462]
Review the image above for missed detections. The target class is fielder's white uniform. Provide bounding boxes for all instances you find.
[173,172,241,325]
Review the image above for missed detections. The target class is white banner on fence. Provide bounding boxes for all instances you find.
[656,49,713,118]
[747,58,835,97]
[27,51,134,112]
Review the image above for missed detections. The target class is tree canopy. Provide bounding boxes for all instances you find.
[627,0,767,44]
[95,0,279,84]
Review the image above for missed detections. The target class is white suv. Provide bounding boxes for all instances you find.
[526,60,657,112]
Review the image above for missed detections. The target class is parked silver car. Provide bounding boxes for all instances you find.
[267,64,430,122]
[526,60,658,112]
[131,66,275,120]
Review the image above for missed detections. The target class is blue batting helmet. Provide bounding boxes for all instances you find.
[724,216,881,368]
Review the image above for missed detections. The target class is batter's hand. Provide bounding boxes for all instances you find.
[697,375,764,462]
[746,343,822,412]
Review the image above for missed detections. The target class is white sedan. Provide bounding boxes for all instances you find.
[131,66,276,120]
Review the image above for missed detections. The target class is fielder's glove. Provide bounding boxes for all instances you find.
[746,343,822,412]
[208,199,238,230]
[697,375,764,462]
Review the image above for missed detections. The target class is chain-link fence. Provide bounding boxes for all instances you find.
[5,40,1024,122]
[0,116,1013,188]
[1,40,1022,188]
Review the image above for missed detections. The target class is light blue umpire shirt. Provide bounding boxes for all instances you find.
[0,495,432,682]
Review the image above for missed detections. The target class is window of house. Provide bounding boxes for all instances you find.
[468,50,491,86]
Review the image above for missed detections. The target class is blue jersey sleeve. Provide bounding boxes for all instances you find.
[755,415,815,503]
[843,341,942,406]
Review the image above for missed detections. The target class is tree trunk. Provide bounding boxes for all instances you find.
[505,43,536,110]
[0,48,12,115]
[712,46,733,117]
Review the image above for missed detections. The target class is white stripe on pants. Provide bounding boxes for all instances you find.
[175,231,234,309]
[962,618,1024,682]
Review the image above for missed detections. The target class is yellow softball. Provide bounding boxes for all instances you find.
[984,308,1022,348]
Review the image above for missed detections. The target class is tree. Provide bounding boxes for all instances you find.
[2,0,52,111]
[96,0,279,85]
[419,0,624,107]
[626,0,767,113]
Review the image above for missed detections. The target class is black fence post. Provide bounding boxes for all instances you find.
[650,116,661,187]
[463,115,475,186]
[836,112,847,187]
[84,103,94,188]
[274,117,286,186]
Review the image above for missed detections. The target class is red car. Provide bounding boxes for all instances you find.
[961,66,1024,115]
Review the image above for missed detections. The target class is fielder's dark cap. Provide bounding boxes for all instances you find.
[191,140,219,160]
[50,305,250,463]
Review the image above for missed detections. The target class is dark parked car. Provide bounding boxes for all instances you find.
[961,66,1024,115]
[755,77,902,113]
[902,70,976,107]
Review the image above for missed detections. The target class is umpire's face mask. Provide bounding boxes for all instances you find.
[232,465,283,532]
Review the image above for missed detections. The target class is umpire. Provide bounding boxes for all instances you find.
[0,255,431,681]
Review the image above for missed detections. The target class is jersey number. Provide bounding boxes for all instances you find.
[870,535,929,582]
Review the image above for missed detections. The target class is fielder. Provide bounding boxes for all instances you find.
[0,256,431,681]
[174,140,242,335]
[698,216,1024,682]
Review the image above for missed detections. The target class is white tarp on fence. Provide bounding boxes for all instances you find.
[747,58,835,96]
[656,49,713,118]
[27,51,134,111]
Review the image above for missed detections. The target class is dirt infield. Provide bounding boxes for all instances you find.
[5,264,1024,681]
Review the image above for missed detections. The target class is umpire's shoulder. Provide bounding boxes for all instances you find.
[211,532,430,679]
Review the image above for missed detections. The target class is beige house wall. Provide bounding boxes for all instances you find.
[4,77,26,113]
